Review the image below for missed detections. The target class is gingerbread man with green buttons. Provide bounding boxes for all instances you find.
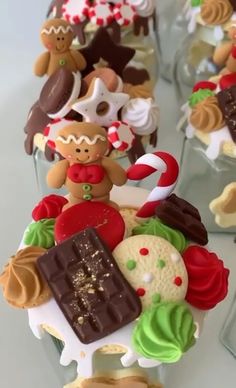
[47,122,127,210]
[34,19,86,77]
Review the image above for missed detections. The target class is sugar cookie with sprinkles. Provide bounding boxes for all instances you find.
[112,235,188,310]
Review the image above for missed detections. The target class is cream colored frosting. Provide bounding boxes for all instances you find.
[121,98,159,136]
[132,0,155,18]
[201,0,233,26]
[123,83,153,99]
[0,246,51,309]
[189,96,225,133]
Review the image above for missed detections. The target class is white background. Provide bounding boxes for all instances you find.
[0,1,236,387]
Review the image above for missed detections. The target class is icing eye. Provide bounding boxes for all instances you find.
[62,37,65,41]
[57,37,61,41]
[85,149,89,153]
[76,148,81,153]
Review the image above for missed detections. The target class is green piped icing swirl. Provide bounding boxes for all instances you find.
[188,89,214,108]
[132,218,187,253]
[132,302,196,363]
[24,219,55,249]
[191,0,203,7]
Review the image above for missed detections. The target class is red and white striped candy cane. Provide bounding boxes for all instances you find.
[127,151,179,218]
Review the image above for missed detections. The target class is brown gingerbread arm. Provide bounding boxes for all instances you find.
[34,52,51,77]
[70,49,87,71]
[213,42,233,67]
[47,159,69,188]
[102,157,127,186]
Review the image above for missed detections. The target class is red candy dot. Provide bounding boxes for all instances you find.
[139,248,149,256]
[136,288,146,297]
[174,276,183,287]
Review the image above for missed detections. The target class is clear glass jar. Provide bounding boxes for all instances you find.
[173,24,221,106]
[42,333,165,387]
[157,0,188,82]
[176,136,236,233]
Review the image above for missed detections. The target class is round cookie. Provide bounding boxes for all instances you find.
[113,235,188,310]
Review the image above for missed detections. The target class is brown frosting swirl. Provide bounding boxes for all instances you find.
[123,83,153,99]
[0,246,51,309]
[201,0,233,25]
[190,96,225,132]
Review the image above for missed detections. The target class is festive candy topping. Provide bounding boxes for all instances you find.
[219,73,236,91]
[183,246,229,310]
[188,89,215,108]
[62,0,89,25]
[191,0,203,6]
[24,219,55,249]
[157,259,166,269]
[0,247,50,309]
[32,194,68,221]
[132,302,196,363]
[132,218,188,253]
[139,248,149,256]
[193,81,217,93]
[89,1,114,27]
[113,2,137,26]
[108,121,135,152]
[126,259,137,270]
[174,277,183,287]
[136,288,146,297]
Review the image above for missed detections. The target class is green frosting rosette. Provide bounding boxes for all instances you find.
[132,218,187,253]
[188,89,215,108]
[191,0,203,7]
[132,302,196,363]
[24,219,55,249]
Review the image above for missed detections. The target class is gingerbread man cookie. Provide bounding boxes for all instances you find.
[210,182,236,227]
[72,78,129,127]
[34,19,87,77]
[47,122,127,209]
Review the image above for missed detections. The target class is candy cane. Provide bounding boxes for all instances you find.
[127,151,179,218]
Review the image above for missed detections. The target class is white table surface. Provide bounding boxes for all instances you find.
[0,1,236,387]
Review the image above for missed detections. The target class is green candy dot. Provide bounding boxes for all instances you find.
[157,259,166,269]
[126,260,137,271]
[152,293,161,304]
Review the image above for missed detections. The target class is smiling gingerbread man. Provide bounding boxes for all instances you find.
[47,122,127,209]
[34,18,86,77]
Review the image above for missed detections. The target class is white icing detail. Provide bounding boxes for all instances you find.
[48,73,82,119]
[131,0,155,17]
[214,26,224,42]
[120,350,138,368]
[56,134,106,145]
[186,6,200,34]
[194,321,200,339]
[121,98,160,136]
[138,358,162,368]
[171,253,181,263]
[115,76,124,93]
[41,26,73,35]
[205,126,232,160]
[142,272,154,283]
[186,123,195,139]
[72,78,129,127]
[135,154,167,173]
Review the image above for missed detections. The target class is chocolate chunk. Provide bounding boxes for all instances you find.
[39,68,75,115]
[24,101,51,155]
[122,67,150,85]
[37,228,141,344]
[217,85,236,142]
[133,16,150,36]
[80,28,135,77]
[229,0,236,11]
[155,194,208,245]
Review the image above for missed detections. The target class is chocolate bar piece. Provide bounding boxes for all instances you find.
[155,194,208,246]
[37,228,141,344]
[229,0,236,11]
[217,85,236,142]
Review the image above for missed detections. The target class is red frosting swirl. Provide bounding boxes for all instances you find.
[183,245,229,310]
[32,195,68,221]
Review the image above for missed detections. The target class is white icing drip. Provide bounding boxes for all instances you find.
[56,134,106,145]
[41,26,73,35]
[206,126,232,160]
[186,6,201,33]
[121,98,159,136]
[28,298,157,378]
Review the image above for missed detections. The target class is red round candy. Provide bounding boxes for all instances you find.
[219,73,236,91]
[174,276,183,287]
[136,288,146,297]
[55,201,125,250]
[192,81,217,93]
[139,248,149,256]
[32,195,68,221]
